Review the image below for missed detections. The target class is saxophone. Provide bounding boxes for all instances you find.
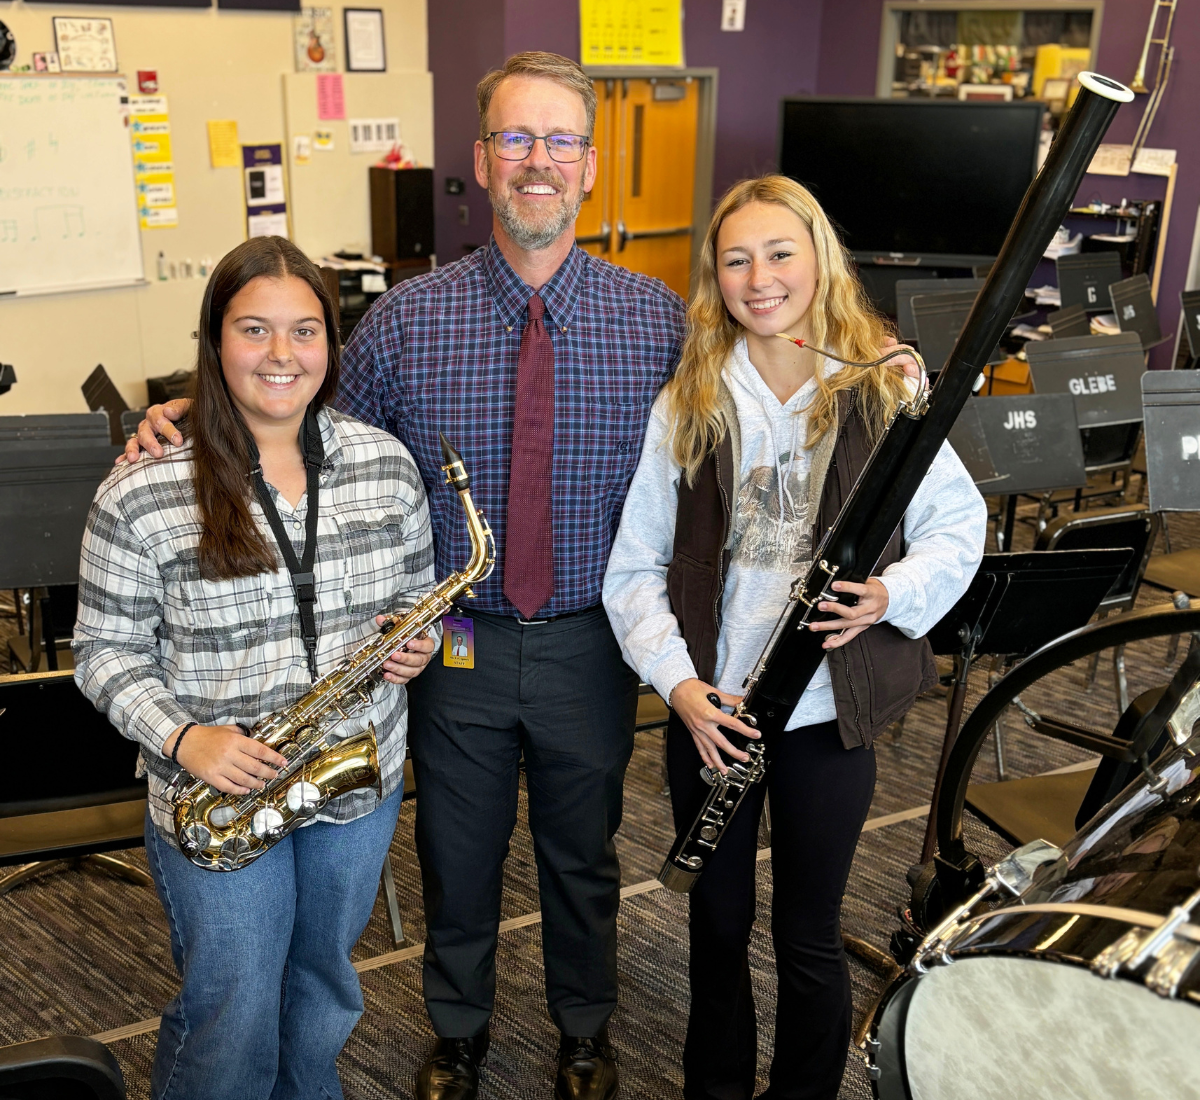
[170,434,495,871]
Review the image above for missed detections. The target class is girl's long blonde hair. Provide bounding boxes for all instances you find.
[665,175,909,484]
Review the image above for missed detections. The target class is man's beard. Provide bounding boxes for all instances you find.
[489,165,585,251]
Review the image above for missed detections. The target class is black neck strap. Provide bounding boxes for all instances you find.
[248,406,324,681]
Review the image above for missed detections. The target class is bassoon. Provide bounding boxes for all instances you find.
[659,72,1135,893]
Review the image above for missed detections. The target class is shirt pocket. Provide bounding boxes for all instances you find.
[335,504,411,617]
[164,573,273,654]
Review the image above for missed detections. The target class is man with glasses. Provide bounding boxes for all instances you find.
[351,54,684,1100]
[126,51,684,1100]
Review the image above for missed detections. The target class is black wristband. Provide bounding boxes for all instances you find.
[170,722,198,766]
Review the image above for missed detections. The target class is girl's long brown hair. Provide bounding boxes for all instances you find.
[186,236,340,579]
[664,175,909,485]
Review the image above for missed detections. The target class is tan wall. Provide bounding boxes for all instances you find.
[0,0,429,416]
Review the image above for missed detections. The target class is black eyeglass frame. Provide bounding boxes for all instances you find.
[484,131,592,163]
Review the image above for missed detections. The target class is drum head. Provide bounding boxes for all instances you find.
[901,955,1200,1100]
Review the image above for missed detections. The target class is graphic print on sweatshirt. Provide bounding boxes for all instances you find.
[729,452,813,574]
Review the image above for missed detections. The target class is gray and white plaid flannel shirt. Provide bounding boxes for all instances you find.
[73,408,436,842]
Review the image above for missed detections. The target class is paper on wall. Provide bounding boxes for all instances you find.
[131,95,179,228]
[207,120,240,168]
[1132,147,1176,177]
[1089,144,1132,177]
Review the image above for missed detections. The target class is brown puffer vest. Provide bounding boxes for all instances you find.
[665,387,937,750]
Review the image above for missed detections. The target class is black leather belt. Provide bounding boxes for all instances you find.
[470,605,604,627]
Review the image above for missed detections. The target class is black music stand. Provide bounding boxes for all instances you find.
[1110,273,1167,349]
[970,394,1088,551]
[1047,302,1090,338]
[1143,370,1200,514]
[1176,288,1200,369]
[917,548,1131,863]
[0,364,14,396]
[894,277,985,342]
[947,402,1006,490]
[1056,251,1122,312]
[911,289,1006,373]
[0,414,121,590]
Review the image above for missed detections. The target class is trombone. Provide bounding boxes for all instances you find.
[1128,0,1177,160]
[1131,0,1177,94]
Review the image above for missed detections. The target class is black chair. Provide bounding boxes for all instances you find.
[0,672,151,896]
[0,1035,125,1099]
[8,585,78,674]
[1032,504,1159,713]
[966,684,1170,850]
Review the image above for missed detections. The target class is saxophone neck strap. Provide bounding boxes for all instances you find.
[248,405,325,681]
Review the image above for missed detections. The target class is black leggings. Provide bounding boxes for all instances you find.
[666,713,876,1100]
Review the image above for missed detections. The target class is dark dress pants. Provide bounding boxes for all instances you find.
[407,607,638,1039]
[667,713,876,1100]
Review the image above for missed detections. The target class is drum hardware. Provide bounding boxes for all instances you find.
[912,839,1063,974]
[925,601,1200,933]
[1093,876,1200,999]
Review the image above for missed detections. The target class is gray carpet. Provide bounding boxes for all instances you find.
[0,497,1195,1098]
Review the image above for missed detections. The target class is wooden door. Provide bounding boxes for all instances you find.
[577,77,701,298]
[576,79,616,260]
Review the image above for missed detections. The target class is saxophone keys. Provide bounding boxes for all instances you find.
[286,780,322,816]
[179,822,211,856]
[219,834,251,865]
[251,806,285,840]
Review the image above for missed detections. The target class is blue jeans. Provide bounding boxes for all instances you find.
[144,790,402,1100]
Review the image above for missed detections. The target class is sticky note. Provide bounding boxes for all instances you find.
[207,120,240,168]
[317,73,346,121]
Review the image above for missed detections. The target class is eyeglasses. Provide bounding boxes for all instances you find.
[485,131,591,163]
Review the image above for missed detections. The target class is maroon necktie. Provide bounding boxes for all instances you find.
[504,293,555,618]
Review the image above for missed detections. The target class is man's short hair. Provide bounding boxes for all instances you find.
[477,52,597,141]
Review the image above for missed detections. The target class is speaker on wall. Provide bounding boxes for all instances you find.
[370,167,435,263]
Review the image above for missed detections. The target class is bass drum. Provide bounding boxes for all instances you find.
[869,734,1200,1100]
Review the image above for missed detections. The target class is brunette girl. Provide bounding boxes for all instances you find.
[74,236,436,1100]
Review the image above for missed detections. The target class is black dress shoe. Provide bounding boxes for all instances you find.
[415,1028,489,1100]
[554,1027,618,1100]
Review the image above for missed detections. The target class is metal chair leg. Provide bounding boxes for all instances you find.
[380,855,403,946]
[761,792,772,847]
[994,720,1007,781]
[1113,643,1130,714]
[0,854,151,898]
[661,728,670,796]
[1086,609,1109,686]
[85,853,152,886]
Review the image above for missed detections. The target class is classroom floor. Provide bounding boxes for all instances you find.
[1,496,1196,1099]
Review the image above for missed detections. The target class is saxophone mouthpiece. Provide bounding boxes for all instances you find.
[439,433,470,490]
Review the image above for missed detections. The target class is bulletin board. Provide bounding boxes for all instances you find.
[0,75,145,296]
[281,70,433,260]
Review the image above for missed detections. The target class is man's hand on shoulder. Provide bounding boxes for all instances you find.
[119,399,191,464]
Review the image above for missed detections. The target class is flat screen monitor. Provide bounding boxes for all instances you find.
[778,98,1042,267]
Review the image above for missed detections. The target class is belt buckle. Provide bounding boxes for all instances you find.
[517,616,549,626]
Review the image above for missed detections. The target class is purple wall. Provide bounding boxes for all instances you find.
[816,1,1198,368]
[428,0,825,261]
[428,0,505,262]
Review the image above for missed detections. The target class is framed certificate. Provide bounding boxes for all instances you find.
[344,8,386,72]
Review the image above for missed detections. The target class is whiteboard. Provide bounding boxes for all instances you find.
[0,76,145,297]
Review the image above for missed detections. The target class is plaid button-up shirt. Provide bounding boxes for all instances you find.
[336,239,686,617]
[73,409,435,840]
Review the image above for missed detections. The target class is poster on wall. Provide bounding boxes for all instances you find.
[130,95,179,228]
[242,144,289,239]
[579,0,684,67]
[53,17,118,72]
[294,7,337,73]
